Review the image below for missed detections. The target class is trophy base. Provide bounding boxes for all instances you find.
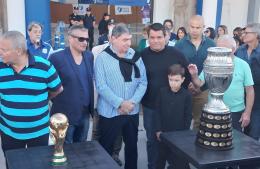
[51,155,67,166]
[196,110,233,151]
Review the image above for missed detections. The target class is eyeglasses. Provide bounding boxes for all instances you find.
[242,32,256,35]
[70,34,89,42]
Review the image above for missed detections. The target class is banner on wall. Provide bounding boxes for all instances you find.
[115,6,132,15]
[73,4,90,15]
[141,3,151,24]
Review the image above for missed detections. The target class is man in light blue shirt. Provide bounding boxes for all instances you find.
[188,35,255,169]
[95,23,147,169]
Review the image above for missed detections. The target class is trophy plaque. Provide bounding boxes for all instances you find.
[196,47,234,150]
[50,113,69,165]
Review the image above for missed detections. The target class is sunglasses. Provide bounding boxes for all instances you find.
[70,34,89,42]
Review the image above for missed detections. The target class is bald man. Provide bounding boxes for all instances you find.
[175,15,216,129]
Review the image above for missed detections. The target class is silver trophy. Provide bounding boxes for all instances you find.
[196,47,234,150]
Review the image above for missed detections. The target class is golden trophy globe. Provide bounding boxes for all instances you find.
[50,113,69,166]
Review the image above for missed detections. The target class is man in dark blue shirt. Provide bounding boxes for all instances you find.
[83,7,95,50]
[235,23,260,142]
[49,24,94,144]
[175,15,215,130]
[98,19,115,45]
[27,22,53,59]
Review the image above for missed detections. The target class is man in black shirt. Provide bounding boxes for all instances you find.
[98,13,110,35]
[141,23,191,169]
[83,7,95,50]
[69,6,83,26]
[155,64,191,169]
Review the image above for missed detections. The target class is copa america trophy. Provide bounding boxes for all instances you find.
[196,47,234,150]
[50,113,69,165]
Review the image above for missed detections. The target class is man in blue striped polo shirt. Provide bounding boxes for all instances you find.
[95,23,147,169]
[0,31,63,153]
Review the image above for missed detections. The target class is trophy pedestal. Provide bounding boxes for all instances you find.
[51,154,67,166]
[196,110,233,150]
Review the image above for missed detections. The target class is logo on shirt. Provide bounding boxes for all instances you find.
[42,48,48,54]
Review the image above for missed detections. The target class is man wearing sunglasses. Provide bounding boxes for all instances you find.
[49,24,94,144]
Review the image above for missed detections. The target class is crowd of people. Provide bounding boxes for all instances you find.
[0,4,259,169]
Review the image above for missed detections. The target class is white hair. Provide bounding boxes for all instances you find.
[217,35,236,50]
[1,31,27,51]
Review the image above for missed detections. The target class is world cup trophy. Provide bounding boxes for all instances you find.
[50,113,69,165]
[196,47,234,150]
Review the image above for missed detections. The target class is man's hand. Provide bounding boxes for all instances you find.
[188,82,201,96]
[118,101,135,115]
[156,131,162,141]
[188,64,199,77]
[239,112,251,128]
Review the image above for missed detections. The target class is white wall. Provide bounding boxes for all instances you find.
[7,0,26,35]
[202,0,218,29]
[221,0,249,35]
[153,0,174,24]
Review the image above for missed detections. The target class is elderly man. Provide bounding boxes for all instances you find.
[0,31,62,153]
[49,25,94,144]
[27,22,54,59]
[95,23,147,169]
[175,15,216,130]
[235,23,260,141]
[188,35,255,169]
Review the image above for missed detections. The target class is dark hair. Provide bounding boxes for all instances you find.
[233,35,243,46]
[111,23,130,38]
[27,22,43,32]
[163,19,173,27]
[148,23,166,37]
[176,27,187,40]
[233,27,242,32]
[68,24,88,35]
[168,64,185,77]
[206,27,216,39]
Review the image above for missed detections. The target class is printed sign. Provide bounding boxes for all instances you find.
[115,6,132,15]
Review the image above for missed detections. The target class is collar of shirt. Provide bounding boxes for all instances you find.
[185,34,207,44]
[5,51,35,68]
[109,45,135,59]
[27,39,47,49]
[240,43,260,60]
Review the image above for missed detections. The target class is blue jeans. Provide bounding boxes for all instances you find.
[65,113,90,144]
[247,109,260,140]
[143,106,158,169]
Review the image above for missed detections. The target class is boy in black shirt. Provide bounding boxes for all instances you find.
[155,64,192,169]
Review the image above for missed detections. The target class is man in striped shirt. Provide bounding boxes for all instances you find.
[95,23,147,169]
[0,31,63,153]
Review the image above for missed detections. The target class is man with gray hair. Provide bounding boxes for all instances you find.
[27,22,53,59]
[49,24,94,144]
[235,23,260,141]
[95,23,147,169]
[188,35,255,169]
[0,31,63,153]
